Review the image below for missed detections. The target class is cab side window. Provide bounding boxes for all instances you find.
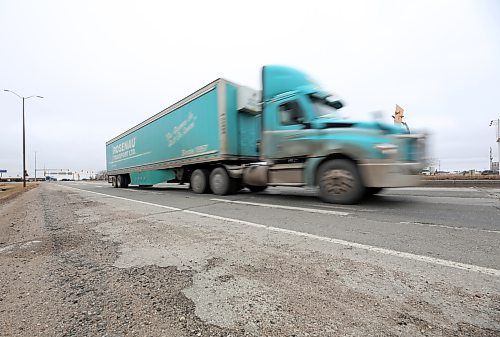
[279,100,304,125]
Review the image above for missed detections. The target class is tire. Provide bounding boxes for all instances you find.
[317,159,364,204]
[118,174,129,188]
[247,185,267,193]
[112,177,118,188]
[209,167,234,195]
[116,175,124,188]
[365,187,383,196]
[190,169,210,194]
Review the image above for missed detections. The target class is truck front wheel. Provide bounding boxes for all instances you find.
[317,159,364,204]
[191,169,210,194]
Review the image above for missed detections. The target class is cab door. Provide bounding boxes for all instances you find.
[262,95,317,161]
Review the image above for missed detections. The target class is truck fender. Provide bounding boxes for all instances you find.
[304,157,324,187]
[221,164,244,179]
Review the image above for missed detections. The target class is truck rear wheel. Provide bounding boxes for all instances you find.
[209,167,237,195]
[112,176,118,188]
[190,169,210,194]
[318,159,364,204]
[365,187,383,196]
[247,185,267,193]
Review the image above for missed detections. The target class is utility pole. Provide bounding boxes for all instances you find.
[34,151,37,182]
[490,147,493,170]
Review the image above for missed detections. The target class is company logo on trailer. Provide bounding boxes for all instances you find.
[112,137,136,161]
[165,112,197,147]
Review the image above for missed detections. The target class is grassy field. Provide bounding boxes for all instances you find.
[0,182,38,204]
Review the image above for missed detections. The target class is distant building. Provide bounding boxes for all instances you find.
[44,169,96,181]
[491,161,499,172]
[421,166,436,175]
[44,170,75,181]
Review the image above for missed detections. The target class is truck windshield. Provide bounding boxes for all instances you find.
[311,96,342,119]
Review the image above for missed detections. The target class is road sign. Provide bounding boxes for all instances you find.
[393,104,405,124]
[0,170,6,173]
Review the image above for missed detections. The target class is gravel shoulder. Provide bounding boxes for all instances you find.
[0,183,499,336]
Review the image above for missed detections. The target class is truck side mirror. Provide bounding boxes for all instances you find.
[302,122,312,129]
[327,100,343,109]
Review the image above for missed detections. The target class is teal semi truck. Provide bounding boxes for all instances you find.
[106,65,425,204]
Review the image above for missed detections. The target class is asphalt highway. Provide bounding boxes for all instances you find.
[62,181,500,272]
[3,181,499,335]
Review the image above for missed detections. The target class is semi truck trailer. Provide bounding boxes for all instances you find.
[106,65,425,204]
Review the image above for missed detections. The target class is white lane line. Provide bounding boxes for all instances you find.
[186,210,500,277]
[63,186,500,277]
[184,210,268,229]
[65,187,181,211]
[307,203,377,212]
[400,221,500,234]
[211,198,349,216]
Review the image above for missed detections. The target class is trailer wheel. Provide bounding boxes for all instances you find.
[247,185,267,193]
[123,175,129,188]
[112,176,118,188]
[117,174,130,188]
[209,167,234,195]
[190,169,210,194]
[318,159,364,204]
[116,175,125,188]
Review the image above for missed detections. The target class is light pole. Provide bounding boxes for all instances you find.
[489,119,500,172]
[3,89,43,187]
[34,151,37,182]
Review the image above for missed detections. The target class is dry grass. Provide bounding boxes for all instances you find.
[0,182,38,204]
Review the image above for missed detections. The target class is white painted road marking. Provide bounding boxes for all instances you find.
[211,198,349,216]
[400,221,500,234]
[62,186,500,277]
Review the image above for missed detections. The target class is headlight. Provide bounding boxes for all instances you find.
[374,143,398,156]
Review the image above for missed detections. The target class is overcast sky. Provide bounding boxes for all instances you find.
[1,0,499,177]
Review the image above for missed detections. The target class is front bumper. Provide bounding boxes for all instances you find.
[358,161,423,187]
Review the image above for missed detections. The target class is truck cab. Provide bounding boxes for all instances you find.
[242,65,425,204]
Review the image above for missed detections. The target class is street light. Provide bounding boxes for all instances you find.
[3,89,43,187]
[34,151,37,182]
[489,119,500,172]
